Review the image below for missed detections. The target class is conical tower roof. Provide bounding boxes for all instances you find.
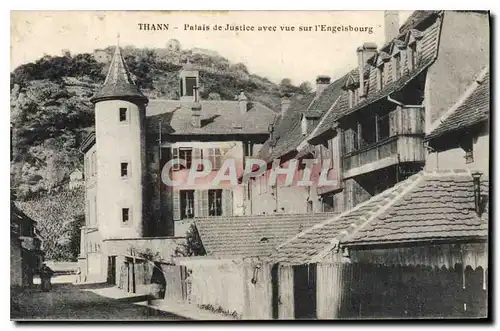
[90,44,148,104]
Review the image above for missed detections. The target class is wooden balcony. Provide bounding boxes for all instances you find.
[342,135,425,179]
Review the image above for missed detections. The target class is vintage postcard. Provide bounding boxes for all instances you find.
[10,10,489,320]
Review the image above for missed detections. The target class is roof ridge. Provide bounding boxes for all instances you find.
[422,168,473,177]
[427,66,489,136]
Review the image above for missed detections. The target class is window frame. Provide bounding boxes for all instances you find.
[120,162,129,179]
[208,189,223,216]
[121,207,131,225]
[207,147,222,170]
[119,107,129,123]
[408,41,418,71]
[180,189,195,220]
[171,147,194,171]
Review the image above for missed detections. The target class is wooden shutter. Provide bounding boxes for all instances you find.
[194,190,200,217]
[195,190,209,217]
[200,190,209,217]
[328,139,335,169]
[222,189,233,216]
[193,148,202,171]
[172,147,179,171]
[215,148,222,169]
[173,190,180,221]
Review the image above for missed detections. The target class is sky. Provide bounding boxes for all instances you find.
[11,10,413,86]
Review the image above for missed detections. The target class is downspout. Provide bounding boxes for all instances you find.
[387,94,425,108]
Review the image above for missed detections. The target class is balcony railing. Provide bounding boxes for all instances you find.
[342,134,424,178]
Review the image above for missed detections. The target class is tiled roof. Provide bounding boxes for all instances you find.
[145,99,276,136]
[271,169,488,265]
[195,212,339,258]
[426,70,490,141]
[90,46,148,104]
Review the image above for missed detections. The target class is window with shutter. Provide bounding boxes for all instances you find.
[179,190,195,220]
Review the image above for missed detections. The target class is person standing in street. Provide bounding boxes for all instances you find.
[39,263,54,292]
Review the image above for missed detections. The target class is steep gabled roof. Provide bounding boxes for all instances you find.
[426,69,490,141]
[90,45,148,104]
[271,169,488,265]
[195,212,339,258]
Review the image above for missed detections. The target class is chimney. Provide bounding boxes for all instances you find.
[356,43,378,98]
[471,171,483,216]
[316,75,331,98]
[238,91,248,114]
[281,93,291,116]
[384,11,399,44]
[191,85,202,128]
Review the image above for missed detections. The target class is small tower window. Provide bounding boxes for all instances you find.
[122,208,130,223]
[121,162,129,178]
[119,108,128,122]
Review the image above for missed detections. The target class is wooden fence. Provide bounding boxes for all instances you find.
[311,262,488,319]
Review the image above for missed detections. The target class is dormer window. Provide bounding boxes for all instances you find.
[179,62,200,101]
[408,42,418,71]
[185,77,197,96]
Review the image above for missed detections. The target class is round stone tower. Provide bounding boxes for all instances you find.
[90,44,149,240]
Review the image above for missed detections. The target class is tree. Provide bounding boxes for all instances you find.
[176,223,206,257]
[299,81,312,94]
[230,62,249,74]
[208,92,221,100]
[280,78,292,87]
